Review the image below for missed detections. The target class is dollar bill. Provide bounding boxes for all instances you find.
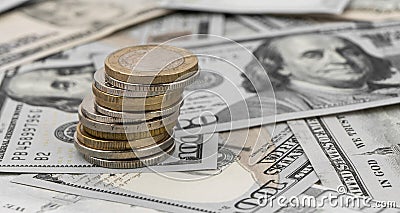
[158,0,350,15]
[0,0,30,14]
[236,15,343,33]
[0,174,159,212]
[0,0,169,72]
[288,105,400,204]
[12,123,319,212]
[171,22,400,133]
[335,0,400,21]
[126,12,225,44]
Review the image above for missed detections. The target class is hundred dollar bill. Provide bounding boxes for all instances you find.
[12,123,319,212]
[277,184,398,212]
[334,0,400,21]
[288,105,400,204]
[0,0,169,72]
[172,21,400,133]
[0,174,159,213]
[0,0,30,14]
[158,0,350,15]
[126,12,224,44]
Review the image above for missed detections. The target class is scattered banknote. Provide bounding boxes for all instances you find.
[336,0,400,21]
[236,15,343,33]
[288,105,400,204]
[158,0,350,15]
[0,0,30,14]
[12,123,319,212]
[0,0,169,72]
[126,12,225,44]
[0,174,159,212]
[173,21,400,133]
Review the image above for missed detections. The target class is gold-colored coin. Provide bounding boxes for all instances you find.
[82,122,176,141]
[104,45,198,84]
[76,123,171,150]
[74,132,175,160]
[92,84,183,106]
[83,142,175,169]
[94,94,182,112]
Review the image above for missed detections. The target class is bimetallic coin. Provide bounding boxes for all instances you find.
[80,94,138,124]
[76,123,171,150]
[83,142,175,169]
[94,99,182,121]
[105,45,198,84]
[82,122,176,141]
[94,93,182,112]
[92,84,183,106]
[105,70,199,92]
[79,106,179,133]
[74,132,175,160]
[94,68,165,97]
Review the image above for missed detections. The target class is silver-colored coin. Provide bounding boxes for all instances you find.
[94,99,182,121]
[78,105,179,133]
[74,132,174,160]
[82,142,175,169]
[81,94,145,124]
[93,69,165,97]
[105,70,199,92]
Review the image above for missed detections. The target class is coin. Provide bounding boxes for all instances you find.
[82,122,176,140]
[76,123,171,150]
[83,142,175,169]
[94,98,182,121]
[80,94,140,124]
[79,105,179,133]
[105,45,198,84]
[74,131,174,160]
[105,70,199,92]
[93,68,165,97]
[92,84,183,106]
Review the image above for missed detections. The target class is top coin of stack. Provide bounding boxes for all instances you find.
[75,45,199,169]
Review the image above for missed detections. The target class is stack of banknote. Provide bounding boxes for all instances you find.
[76,45,199,168]
[0,0,400,212]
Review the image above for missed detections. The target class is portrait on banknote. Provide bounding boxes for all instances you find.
[216,31,400,124]
[3,61,95,113]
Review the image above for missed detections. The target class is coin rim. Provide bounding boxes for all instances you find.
[104,45,198,84]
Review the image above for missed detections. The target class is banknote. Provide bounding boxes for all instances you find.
[0,0,169,72]
[288,105,400,204]
[158,0,350,15]
[12,123,319,212]
[223,15,262,37]
[0,174,159,213]
[236,15,343,33]
[125,12,224,44]
[169,21,400,133]
[334,0,400,21]
[0,0,30,14]
[277,184,399,212]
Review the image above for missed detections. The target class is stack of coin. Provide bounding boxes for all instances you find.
[75,45,199,169]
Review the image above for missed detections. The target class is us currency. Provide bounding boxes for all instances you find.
[288,105,400,204]
[334,0,400,21]
[236,15,343,33]
[126,12,224,44]
[0,0,169,72]
[170,21,400,133]
[12,123,319,212]
[158,0,350,15]
[277,185,399,212]
[0,174,159,213]
[0,0,30,14]
[223,15,262,37]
